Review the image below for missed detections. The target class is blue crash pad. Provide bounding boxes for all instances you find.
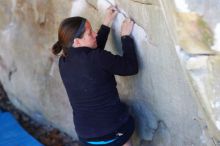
[0,112,43,146]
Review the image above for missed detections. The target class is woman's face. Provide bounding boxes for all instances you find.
[74,21,97,48]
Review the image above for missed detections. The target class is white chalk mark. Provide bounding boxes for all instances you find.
[211,23,220,52]
[174,0,190,12]
[49,57,58,77]
[70,0,87,16]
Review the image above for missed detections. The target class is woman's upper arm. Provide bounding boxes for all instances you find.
[96,25,110,50]
[89,49,138,76]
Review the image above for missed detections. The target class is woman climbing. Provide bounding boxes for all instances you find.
[51,6,138,146]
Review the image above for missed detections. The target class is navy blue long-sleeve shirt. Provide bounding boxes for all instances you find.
[59,25,138,138]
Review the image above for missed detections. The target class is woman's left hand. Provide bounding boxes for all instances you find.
[103,5,118,27]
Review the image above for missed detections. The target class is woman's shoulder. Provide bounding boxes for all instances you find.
[88,48,113,57]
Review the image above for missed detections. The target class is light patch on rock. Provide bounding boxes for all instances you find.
[215,121,220,130]
[211,101,220,109]
[191,74,207,97]
[49,57,59,77]
[112,11,125,34]
[0,22,16,71]
[1,22,16,43]
[174,0,190,12]
[131,24,148,44]
[211,23,220,52]
[97,0,116,12]
[175,45,191,63]
[70,0,87,16]
[11,0,16,13]
[186,56,208,71]
[150,121,171,145]
[200,130,209,145]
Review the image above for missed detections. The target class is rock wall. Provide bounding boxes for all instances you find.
[0,0,220,145]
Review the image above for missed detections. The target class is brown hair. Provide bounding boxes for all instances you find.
[51,17,86,57]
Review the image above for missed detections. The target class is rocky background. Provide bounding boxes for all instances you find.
[0,0,220,146]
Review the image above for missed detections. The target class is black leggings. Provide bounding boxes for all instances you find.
[78,116,135,146]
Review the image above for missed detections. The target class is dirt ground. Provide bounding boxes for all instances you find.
[0,82,82,146]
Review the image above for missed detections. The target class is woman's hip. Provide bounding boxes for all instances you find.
[78,115,135,146]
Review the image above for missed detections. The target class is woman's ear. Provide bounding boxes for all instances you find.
[73,38,80,47]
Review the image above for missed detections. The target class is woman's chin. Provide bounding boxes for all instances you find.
[92,43,97,49]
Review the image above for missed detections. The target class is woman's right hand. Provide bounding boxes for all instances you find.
[121,18,134,36]
[103,6,118,27]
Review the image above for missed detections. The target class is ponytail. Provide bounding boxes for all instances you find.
[52,41,62,56]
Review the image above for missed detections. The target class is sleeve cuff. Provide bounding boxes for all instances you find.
[100,24,110,32]
[121,35,133,42]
